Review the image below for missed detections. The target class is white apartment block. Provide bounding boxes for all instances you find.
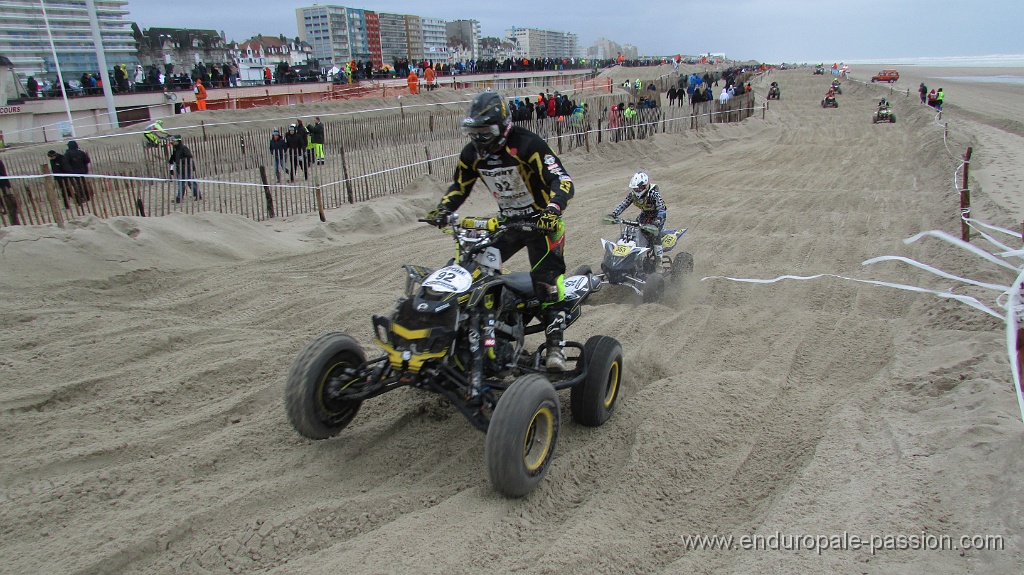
[504,27,578,60]
[0,0,137,80]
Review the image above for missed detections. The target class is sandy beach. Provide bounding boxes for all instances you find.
[2,63,1023,574]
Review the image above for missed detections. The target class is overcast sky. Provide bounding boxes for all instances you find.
[126,0,1022,63]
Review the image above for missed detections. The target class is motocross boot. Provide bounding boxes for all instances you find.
[654,244,667,272]
[544,309,567,372]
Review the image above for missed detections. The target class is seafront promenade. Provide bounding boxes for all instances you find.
[0,68,600,145]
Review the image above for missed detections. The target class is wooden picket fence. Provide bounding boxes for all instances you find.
[0,89,757,227]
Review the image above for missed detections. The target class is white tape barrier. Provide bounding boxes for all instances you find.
[703,221,1024,422]
[2,147,465,192]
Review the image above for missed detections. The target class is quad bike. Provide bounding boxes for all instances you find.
[284,214,624,498]
[821,96,839,108]
[814,66,826,75]
[143,134,174,153]
[767,83,780,100]
[872,107,896,123]
[597,215,693,303]
[830,82,842,95]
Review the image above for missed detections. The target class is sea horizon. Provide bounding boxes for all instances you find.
[824,54,1024,68]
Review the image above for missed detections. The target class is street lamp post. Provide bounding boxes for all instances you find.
[84,0,119,131]
[39,0,75,138]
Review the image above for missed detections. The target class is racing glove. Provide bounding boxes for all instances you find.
[535,205,562,232]
[425,205,451,228]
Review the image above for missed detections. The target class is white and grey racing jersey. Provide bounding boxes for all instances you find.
[610,184,666,219]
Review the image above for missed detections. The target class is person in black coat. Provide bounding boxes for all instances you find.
[46,149,75,208]
[269,129,288,182]
[168,136,200,202]
[284,124,308,181]
[306,117,325,165]
[0,157,12,216]
[63,140,91,203]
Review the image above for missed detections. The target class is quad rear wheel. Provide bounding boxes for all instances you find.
[285,332,365,439]
[571,335,623,427]
[673,252,694,275]
[642,272,665,303]
[486,374,560,497]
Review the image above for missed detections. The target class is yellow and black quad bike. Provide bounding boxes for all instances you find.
[284,214,624,497]
[767,82,781,100]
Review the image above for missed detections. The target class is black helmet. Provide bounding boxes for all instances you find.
[461,92,511,154]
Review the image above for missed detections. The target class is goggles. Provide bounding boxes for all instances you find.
[461,123,500,143]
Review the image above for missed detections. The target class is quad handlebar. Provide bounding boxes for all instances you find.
[418,214,541,264]
[601,215,660,236]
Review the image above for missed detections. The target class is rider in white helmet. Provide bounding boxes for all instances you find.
[609,171,668,270]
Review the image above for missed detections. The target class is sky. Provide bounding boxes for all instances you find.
[126,0,1023,64]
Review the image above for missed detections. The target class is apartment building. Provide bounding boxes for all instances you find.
[505,27,578,60]
[0,0,137,80]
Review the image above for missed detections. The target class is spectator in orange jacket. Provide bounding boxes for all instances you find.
[194,79,207,110]
[423,66,435,91]
[407,70,419,94]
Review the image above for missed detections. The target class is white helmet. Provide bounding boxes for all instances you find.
[629,171,650,200]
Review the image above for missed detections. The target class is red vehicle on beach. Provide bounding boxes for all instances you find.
[871,69,900,83]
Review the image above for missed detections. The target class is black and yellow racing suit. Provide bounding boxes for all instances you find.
[439,125,574,305]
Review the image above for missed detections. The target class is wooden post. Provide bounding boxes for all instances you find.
[763,102,766,119]
[597,117,602,144]
[258,165,275,218]
[960,147,973,241]
[584,125,590,153]
[240,135,245,155]
[556,118,563,154]
[425,146,433,175]
[399,99,404,120]
[201,120,207,141]
[338,131,354,204]
[315,179,326,222]
[40,164,65,229]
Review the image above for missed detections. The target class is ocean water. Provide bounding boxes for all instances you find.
[937,75,1024,86]
[843,54,1024,67]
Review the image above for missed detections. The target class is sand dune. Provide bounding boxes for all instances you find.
[1,64,1022,574]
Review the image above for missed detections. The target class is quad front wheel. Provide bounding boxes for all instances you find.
[486,374,560,497]
[571,335,623,427]
[572,264,593,277]
[285,332,366,439]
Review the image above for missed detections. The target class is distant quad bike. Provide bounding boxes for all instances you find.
[597,215,693,303]
[284,214,624,498]
[872,107,896,123]
[814,66,826,75]
[830,81,842,95]
[821,96,839,108]
[767,82,781,100]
